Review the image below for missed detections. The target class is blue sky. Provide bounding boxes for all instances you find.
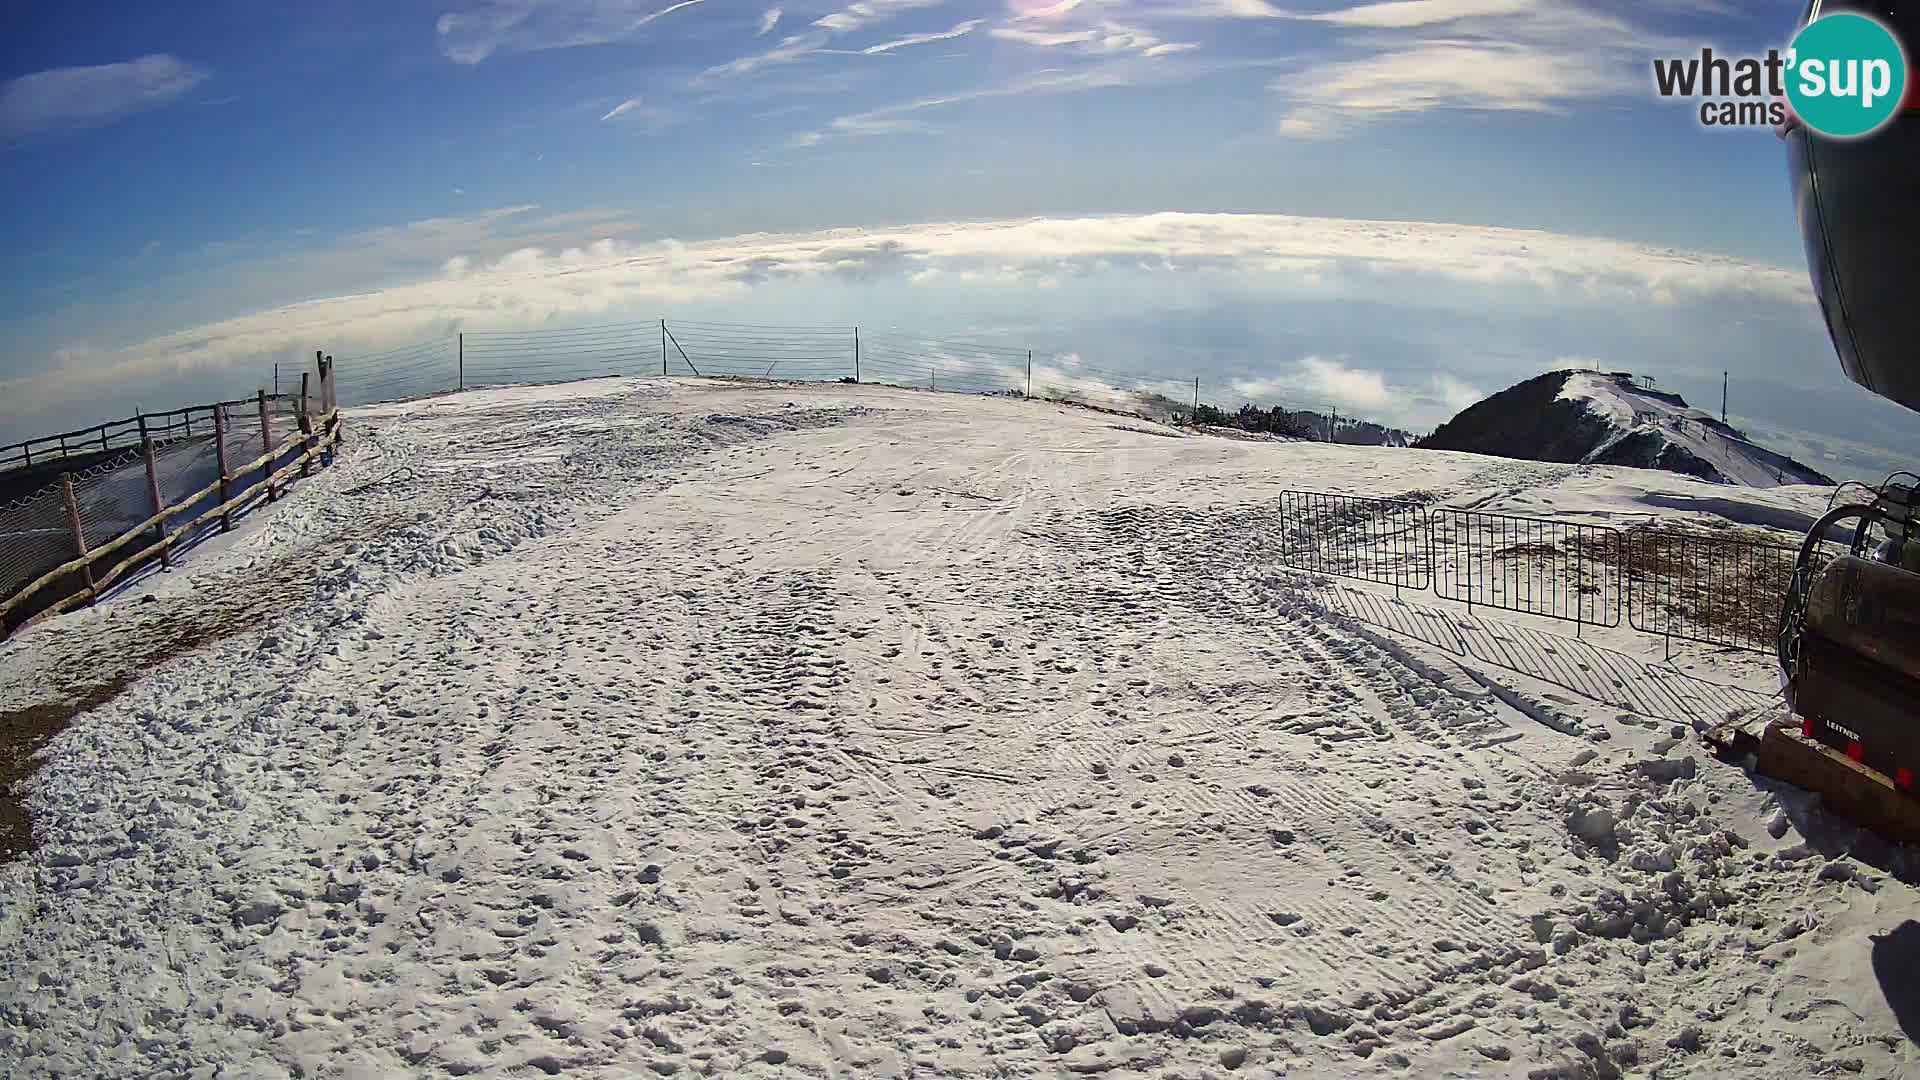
[2,0,1915,480]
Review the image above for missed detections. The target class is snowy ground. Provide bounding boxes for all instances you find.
[2,376,1917,1079]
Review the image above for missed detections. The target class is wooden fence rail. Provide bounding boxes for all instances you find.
[0,393,306,474]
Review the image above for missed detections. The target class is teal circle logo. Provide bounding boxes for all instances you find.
[1786,12,1908,138]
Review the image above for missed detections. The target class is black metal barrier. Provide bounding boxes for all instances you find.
[1270,492,1810,652]
[1431,510,1623,630]
[1276,490,1431,592]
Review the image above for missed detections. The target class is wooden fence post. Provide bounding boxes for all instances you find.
[315,350,332,415]
[213,405,232,532]
[298,372,314,478]
[257,390,276,503]
[142,437,170,569]
[62,473,94,602]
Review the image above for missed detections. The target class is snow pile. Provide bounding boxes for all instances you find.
[0,377,1913,1079]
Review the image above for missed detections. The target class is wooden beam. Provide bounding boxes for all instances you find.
[1756,722,1920,846]
[60,474,92,598]
[257,390,276,503]
[142,438,170,569]
[213,406,231,532]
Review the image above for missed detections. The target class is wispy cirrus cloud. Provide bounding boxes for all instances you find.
[702,0,953,79]
[0,55,209,138]
[1272,0,1677,137]
[811,0,946,34]
[796,61,1143,143]
[436,0,710,64]
[759,5,783,33]
[990,21,1197,55]
[1302,0,1538,28]
[865,19,984,53]
[599,96,677,128]
[697,32,834,81]
[794,46,1251,145]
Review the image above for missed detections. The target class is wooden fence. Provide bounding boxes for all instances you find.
[0,357,339,640]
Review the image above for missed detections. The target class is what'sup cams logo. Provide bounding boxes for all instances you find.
[1653,10,1909,138]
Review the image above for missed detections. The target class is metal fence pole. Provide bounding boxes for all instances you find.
[457,333,465,392]
[661,319,668,376]
[213,406,232,533]
[1192,377,1199,419]
[854,326,861,382]
[1026,351,1033,399]
[61,473,94,601]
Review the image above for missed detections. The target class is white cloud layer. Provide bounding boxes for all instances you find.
[1,210,1810,420]
[0,55,210,137]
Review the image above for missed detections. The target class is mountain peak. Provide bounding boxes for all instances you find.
[1420,370,1833,488]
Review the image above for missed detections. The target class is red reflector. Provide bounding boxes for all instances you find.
[1803,716,1815,738]
[1848,741,1866,763]
[1898,768,1915,791]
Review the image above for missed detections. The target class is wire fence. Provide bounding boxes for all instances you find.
[329,318,1342,434]
[315,317,1829,657]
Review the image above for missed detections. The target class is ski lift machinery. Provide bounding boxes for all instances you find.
[1776,1,1920,790]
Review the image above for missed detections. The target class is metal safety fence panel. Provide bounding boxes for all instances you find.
[1275,490,1432,590]
[1624,529,1813,654]
[1431,510,1624,628]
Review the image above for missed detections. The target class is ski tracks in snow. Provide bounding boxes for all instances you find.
[0,379,1912,1079]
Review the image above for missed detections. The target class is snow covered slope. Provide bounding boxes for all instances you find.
[1423,370,1835,488]
[0,378,1911,1079]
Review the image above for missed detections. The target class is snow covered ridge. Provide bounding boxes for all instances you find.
[1,378,1915,1079]
[1420,371,1835,489]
